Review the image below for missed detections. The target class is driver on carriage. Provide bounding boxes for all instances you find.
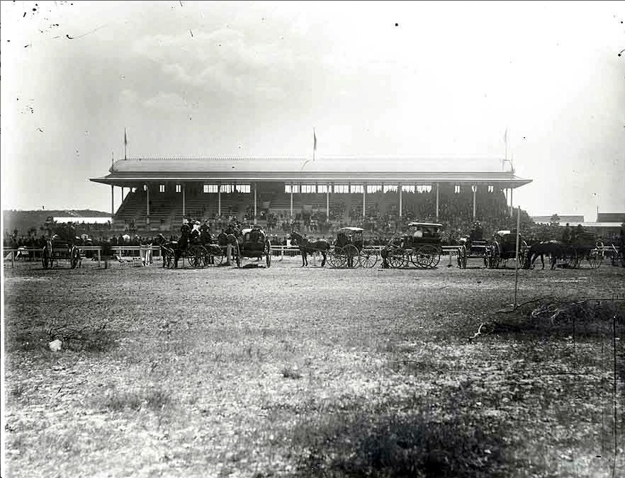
[469,222,483,242]
[199,220,212,244]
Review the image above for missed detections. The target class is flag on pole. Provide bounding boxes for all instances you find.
[124,128,128,147]
[314,130,317,151]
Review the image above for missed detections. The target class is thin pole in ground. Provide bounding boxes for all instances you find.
[513,206,521,309]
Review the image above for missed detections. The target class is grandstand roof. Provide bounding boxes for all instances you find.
[90,157,532,188]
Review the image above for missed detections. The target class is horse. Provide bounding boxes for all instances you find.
[524,241,564,270]
[156,234,177,268]
[289,231,329,267]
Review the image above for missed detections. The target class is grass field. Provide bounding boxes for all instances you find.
[3,256,625,477]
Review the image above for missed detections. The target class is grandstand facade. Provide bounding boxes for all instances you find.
[90,157,532,234]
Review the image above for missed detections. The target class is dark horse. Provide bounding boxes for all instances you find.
[156,223,192,268]
[290,231,329,267]
[524,241,568,270]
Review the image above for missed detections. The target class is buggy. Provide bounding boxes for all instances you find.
[483,230,527,269]
[233,225,272,268]
[326,227,378,268]
[382,222,443,269]
[157,227,211,269]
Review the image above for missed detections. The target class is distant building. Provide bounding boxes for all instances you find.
[596,213,625,223]
[532,212,624,240]
[532,215,584,225]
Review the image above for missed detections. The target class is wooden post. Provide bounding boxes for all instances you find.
[362,186,366,218]
[254,183,257,224]
[326,187,330,219]
[436,183,439,221]
[472,185,477,219]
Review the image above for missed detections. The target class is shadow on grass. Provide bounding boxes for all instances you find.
[291,397,507,478]
[482,299,625,339]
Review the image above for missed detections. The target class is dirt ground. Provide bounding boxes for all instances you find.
[3,255,625,477]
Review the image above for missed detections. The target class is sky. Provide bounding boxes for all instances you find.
[2,1,624,221]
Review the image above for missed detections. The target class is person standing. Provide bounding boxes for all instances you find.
[561,223,571,244]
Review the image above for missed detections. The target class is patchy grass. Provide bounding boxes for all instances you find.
[291,392,509,478]
[3,261,625,477]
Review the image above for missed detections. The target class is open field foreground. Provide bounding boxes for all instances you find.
[3,258,625,478]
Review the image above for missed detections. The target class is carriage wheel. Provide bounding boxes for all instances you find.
[188,245,207,268]
[204,246,223,267]
[518,241,529,266]
[360,249,378,268]
[164,249,176,269]
[326,249,345,268]
[70,247,81,269]
[387,248,406,269]
[342,244,360,268]
[413,245,440,269]
[587,249,603,269]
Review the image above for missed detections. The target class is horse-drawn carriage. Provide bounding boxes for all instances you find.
[42,236,81,269]
[326,227,378,268]
[232,225,272,268]
[524,231,604,270]
[290,227,377,268]
[158,234,211,269]
[382,222,443,269]
[457,222,489,267]
[157,221,221,269]
[484,230,527,269]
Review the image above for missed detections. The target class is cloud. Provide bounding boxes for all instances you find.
[131,26,310,104]
[144,91,191,112]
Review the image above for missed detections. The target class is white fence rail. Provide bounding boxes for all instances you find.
[4,244,473,268]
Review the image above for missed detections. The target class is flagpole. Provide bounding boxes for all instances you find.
[313,128,316,162]
[505,127,508,162]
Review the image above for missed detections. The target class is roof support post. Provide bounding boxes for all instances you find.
[472,185,477,219]
[510,187,514,218]
[399,184,402,218]
[362,185,366,218]
[254,182,257,225]
[435,183,439,221]
[290,187,293,218]
[121,186,124,205]
[218,185,221,217]
[326,187,330,220]
[111,185,115,217]
[182,184,186,218]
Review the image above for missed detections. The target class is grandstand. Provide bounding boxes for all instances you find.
[90,157,531,235]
